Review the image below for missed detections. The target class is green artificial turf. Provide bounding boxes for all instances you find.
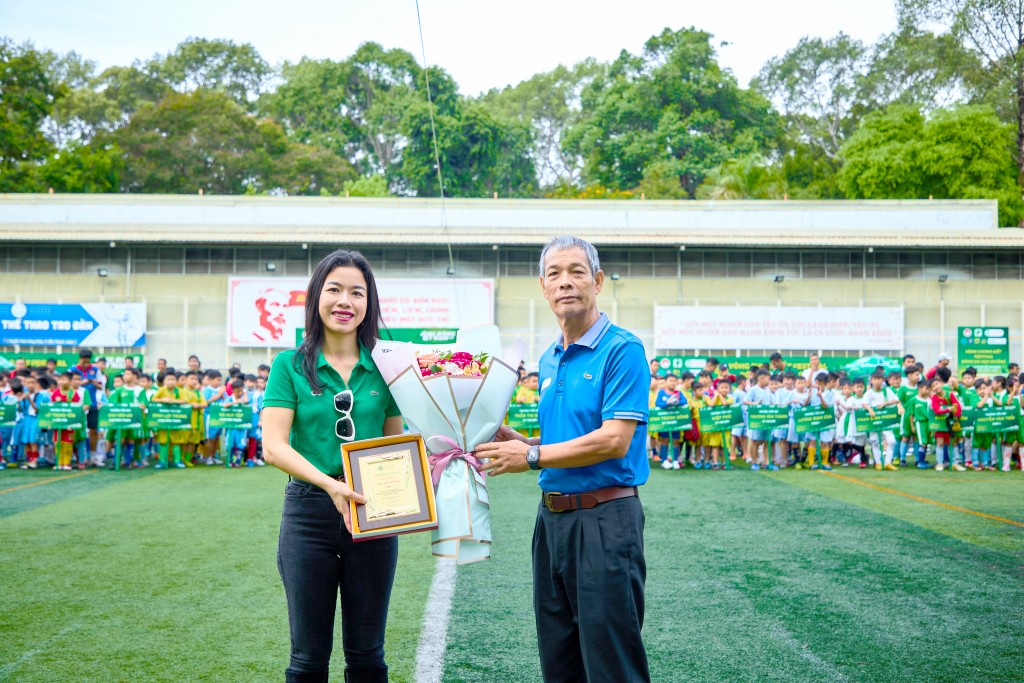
[0,467,434,683]
[443,467,1024,683]
[2,464,1022,682]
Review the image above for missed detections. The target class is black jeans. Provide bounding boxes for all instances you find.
[532,496,650,683]
[277,480,398,683]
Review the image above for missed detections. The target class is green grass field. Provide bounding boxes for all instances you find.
[1,463,1021,682]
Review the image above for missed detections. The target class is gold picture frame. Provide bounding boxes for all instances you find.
[341,433,438,541]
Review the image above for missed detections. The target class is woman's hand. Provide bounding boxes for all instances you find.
[492,425,528,444]
[325,479,366,534]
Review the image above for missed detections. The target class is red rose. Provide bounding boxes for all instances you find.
[450,352,474,368]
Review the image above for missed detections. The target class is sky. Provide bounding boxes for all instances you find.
[1,0,898,94]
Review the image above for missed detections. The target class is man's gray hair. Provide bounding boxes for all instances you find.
[538,236,601,277]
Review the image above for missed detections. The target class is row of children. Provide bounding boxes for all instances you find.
[0,351,269,471]
[648,361,1024,473]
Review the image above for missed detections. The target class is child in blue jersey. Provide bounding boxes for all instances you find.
[804,372,835,470]
[656,374,687,469]
[744,370,772,470]
[201,370,227,465]
[248,374,266,467]
[730,377,748,465]
[222,378,251,467]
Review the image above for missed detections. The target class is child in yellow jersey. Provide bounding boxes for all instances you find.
[183,371,207,466]
[513,372,540,438]
[680,372,705,467]
[151,373,190,469]
[700,379,734,469]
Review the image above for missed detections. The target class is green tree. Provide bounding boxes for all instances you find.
[399,96,536,197]
[838,104,1023,226]
[110,89,354,195]
[35,142,123,192]
[695,154,787,199]
[341,175,390,197]
[154,37,270,110]
[261,43,422,180]
[480,59,604,189]
[0,39,64,191]
[565,28,776,197]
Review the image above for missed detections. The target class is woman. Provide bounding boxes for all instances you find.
[263,250,403,683]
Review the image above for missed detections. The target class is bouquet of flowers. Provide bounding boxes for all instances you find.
[371,326,525,564]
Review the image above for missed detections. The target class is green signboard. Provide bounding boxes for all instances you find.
[649,407,694,432]
[654,355,862,377]
[1,403,15,427]
[697,405,743,432]
[973,406,1020,434]
[861,405,902,433]
[957,327,1010,376]
[99,405,143,430]
[794,406,835,433]
[747,406,790,430]
[506,403,539,430]
[0,352,144,378]
[147,403,193,430]
[209,404,253,428]
[38,403,85,430]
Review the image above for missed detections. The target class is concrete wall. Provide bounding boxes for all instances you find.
[3,272,1021,372]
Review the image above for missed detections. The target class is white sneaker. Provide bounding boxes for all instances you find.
[935,464,945,471]
[254,459,266,467]
[952,463,966,472]
[661,459,672,470]
[672,461,681,470]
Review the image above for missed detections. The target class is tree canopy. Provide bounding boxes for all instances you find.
[1,16,1022,224]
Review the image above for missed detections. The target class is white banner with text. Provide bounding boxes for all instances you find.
[654,305,904,351]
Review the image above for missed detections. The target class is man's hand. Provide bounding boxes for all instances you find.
[476,438,530,476]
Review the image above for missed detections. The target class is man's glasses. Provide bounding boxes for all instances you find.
[334,389,355,441]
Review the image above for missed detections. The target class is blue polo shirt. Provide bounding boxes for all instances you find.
[537,313,650,494]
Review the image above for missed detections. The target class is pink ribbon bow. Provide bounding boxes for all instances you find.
[426,435,487,488]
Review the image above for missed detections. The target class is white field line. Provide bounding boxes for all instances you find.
[413,558,458,683]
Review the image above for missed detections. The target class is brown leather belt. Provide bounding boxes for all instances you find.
[543,486,638,513]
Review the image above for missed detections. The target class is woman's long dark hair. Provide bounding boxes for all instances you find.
[295,249,384,393]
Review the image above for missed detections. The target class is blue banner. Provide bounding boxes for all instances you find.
[0,303,146,347]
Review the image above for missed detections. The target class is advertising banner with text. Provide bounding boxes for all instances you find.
[654,306,904,351]
[227,277,494,347]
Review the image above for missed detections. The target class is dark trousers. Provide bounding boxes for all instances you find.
[277,480,398,683]
[532,496,650,683]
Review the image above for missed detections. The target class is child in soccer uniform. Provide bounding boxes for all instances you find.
[223,379,251,467]
[700,378,734,469]
[804,372,834,470]
[656,374,686,469]
[910,380,933,468]
[16,375,48,469]
[929,377,962,471]
[864,372,900,470]
[49,372,82,471]
[181,372,207,467]
[201,370,227,465]
[730,377,749,464]
[744,370,772,470]
[838,378,871,468]
[681,373,705,467]
[249,376,265,466]
[954,370,979,468]
[1001,380,1024,472]
[787,374,811,468]
[971,380,998,470]
[898,367,922,466]
[648,375,662,460]
[108,367,149,468]
[152,373,191,469]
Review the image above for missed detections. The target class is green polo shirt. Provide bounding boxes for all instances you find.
[264,346,400,476]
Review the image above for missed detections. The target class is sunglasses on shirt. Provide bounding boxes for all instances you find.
[334,389,355,441]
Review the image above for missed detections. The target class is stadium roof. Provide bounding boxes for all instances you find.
[1,194,1021,249]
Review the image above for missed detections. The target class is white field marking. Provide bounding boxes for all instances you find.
[769,622,850,683]
[414,558,458,683]
[0,623,80,678]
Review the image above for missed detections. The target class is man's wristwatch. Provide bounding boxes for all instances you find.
[526,445,542,470]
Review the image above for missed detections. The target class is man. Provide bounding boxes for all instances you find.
[156,358,168,375]
[801,353,827,383]
[769,352,786,373]
[925,352,953,380]
[123,356,136,372]
[69,349,102,462]
[478,236,651,683]
[649,359,661,377]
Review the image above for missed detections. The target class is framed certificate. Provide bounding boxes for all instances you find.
[341,433,438,541]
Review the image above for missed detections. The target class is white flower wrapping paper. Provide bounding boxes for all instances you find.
[371,325,526,564]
